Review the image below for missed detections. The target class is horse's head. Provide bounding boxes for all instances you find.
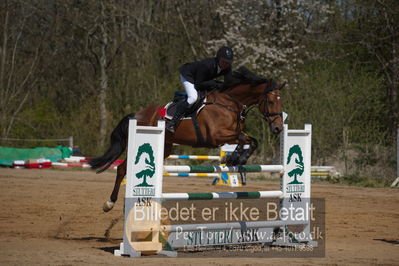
[258,80,284,135]
[221,67,284,135]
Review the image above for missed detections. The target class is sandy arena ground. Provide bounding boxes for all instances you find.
[0,168,398,265]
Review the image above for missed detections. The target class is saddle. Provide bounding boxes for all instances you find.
[162,91,206,120]
[158,91,207,146]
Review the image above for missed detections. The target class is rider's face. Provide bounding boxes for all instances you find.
[219,60,231,70]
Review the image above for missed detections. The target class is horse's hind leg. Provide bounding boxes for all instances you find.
[103,142,172,212]
[103,159,127,212]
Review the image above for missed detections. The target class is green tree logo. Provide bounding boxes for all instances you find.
[286,144,304,185]
[134,143,155,187]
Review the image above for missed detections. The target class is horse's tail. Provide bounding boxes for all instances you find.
[89,113,135,173]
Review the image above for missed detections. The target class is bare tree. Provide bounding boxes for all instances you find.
[0,1,41,141]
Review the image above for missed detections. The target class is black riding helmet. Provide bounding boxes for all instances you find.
[216,46,234,64]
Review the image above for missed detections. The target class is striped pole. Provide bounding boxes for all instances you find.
[162,190,283,200]
[162,219,308,233]
[163,164,284,174]
[163,173,219,178]
[167,155,221,160]
[165,155,223,180]
[311,172,330,176]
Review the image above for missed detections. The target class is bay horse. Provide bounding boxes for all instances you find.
[90,67,284,212]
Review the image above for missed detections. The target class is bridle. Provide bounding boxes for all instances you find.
[205,83,282,130]
[261,86,283,125]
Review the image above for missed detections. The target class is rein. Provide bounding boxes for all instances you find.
[205,85,282,126]
[204,90,247,117]
[204,83,282,136]
[204,90,247,133]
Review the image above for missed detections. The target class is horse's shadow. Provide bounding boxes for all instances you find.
[373,238,399,245]
[98,245,120,255]
[68,236,121,242]
[63,236,122,254]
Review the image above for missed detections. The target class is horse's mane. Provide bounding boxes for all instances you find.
[223,66,268,90]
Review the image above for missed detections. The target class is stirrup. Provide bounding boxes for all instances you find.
[165,120,176,132]
[166,124,175,133]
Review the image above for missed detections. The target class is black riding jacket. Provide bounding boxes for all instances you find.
[179,57,232,90]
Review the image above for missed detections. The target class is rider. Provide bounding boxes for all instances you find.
[166,46,234,132]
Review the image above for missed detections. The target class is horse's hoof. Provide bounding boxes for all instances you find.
[103,200,115,212]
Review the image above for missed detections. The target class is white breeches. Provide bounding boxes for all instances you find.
[180,75,198,105]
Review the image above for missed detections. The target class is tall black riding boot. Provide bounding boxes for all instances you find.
[166,101,189,133]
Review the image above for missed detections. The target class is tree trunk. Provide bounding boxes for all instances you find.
[99,1,109,148]
[0,7,9,139]
[391,35,398,135]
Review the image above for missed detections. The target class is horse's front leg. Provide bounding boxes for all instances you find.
[103,159,127,212]
[224,133,257,166]
[233,133,258,185]
[224,143,244,166]
[237,133,258,165]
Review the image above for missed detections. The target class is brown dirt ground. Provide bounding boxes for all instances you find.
[0,168,398,265]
